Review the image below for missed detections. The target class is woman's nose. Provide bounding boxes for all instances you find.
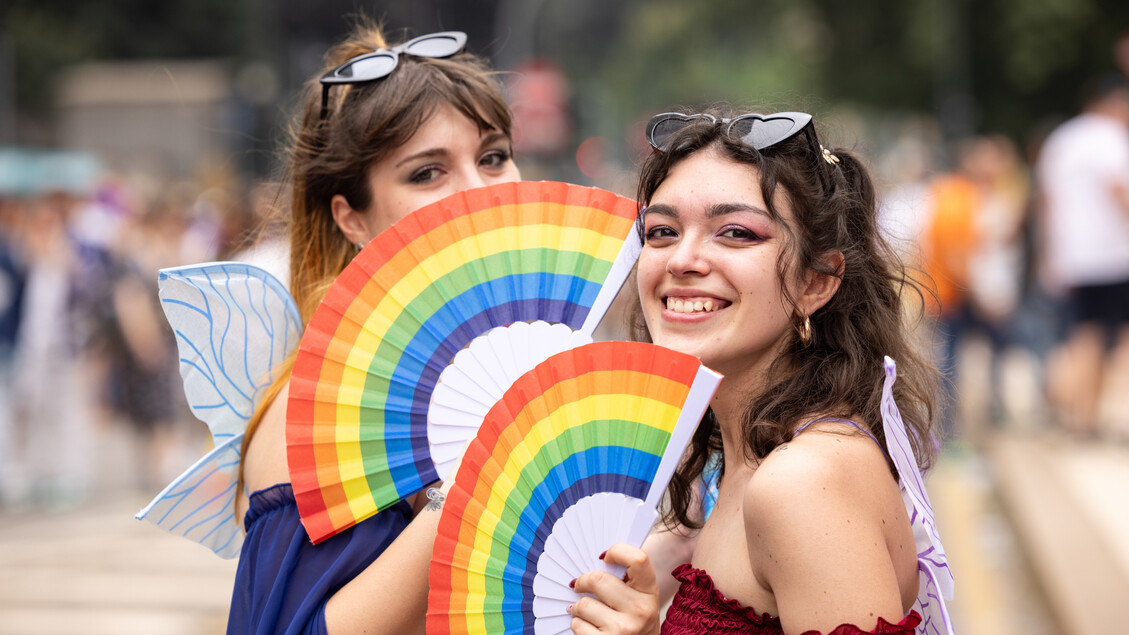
[455,165,489,191]
[665,238,710,277]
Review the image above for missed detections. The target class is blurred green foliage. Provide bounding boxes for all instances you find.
[3,0,1126,165]
[546,0,1127,151]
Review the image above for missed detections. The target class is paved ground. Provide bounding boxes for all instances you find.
[932,440,1061,635]
[0,422,235,635]
[987,430,1129,635]
[0,493,235,635]
[2,415,1123,634]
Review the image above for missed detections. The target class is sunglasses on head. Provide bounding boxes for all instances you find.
[319,31,468,119]
[646,111,815,154]
[646,111,840,188]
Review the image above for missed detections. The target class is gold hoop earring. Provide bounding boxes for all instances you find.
[798,314,813,346]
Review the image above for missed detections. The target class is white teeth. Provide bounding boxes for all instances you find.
[665,298,721,313]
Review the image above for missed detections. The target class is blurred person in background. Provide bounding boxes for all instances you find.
[1116,28,1129,80]
[1036,73,1129,440]
[232,181,290,289]
[8,191,96,508]
[227,20,521,634]
[920,142,977,439]
[875,123,937,265]
[106,194,197,491]
[0,196,26,507]
[922,136,1029,440]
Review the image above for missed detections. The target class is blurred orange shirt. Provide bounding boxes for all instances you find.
[923,175,979,317]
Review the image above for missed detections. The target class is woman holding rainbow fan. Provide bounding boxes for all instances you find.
[231,21,521,634]
[568,106,952,635]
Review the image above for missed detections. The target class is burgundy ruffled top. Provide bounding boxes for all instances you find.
[661,564,922,635]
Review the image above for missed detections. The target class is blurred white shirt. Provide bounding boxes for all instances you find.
[1037,112,1129,291]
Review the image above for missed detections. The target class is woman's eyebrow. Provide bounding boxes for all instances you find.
[707,202,769,218]
[644,202,770,220]
[394,131,510,169]
[643,203,678,218]
[479,131,509,148]
[395,148,449,168]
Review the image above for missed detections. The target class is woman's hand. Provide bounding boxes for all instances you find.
[569,543,662,635]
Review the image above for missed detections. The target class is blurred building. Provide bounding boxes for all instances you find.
[55,60,236,179]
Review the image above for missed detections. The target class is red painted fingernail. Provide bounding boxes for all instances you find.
[567,603,574,614]
[598,550,607,560]
[569,578,576,588]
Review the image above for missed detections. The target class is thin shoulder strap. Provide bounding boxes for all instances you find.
[793,417,881,448]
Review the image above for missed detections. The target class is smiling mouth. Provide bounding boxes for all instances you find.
[664,297,728,314]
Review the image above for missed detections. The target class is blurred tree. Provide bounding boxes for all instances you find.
[4,0,1129,166]
[594,0,829,118]
[547,0,1129,161]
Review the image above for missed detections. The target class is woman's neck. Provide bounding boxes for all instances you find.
[707,353,789,468]
[709,377,752,468]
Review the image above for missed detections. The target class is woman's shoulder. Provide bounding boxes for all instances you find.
[238,381,292,521]
[742,421,897,531]
[740,421,915,627]
[755,419,887,479]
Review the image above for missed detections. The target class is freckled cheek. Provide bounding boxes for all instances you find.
[635,258,665,295]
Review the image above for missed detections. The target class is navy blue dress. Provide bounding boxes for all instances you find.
[227,484,414,635]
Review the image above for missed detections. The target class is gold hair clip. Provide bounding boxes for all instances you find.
[821,145,840,165]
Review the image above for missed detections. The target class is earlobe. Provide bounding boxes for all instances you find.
[330,193,370,246]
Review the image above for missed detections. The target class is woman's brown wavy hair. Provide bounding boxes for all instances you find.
[237,20,514,498]
[631,105,941,531]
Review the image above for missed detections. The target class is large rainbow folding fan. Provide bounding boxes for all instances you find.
[426,341,721,635]
[136,262,302,558]
[287,181,641,544]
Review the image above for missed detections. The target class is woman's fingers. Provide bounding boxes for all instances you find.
[603,543,660,595]
[570,586,658,635]
[568,588,620,632]
[569,544,661,635]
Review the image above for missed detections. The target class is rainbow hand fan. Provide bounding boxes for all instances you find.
[881,357,954,635]
[287,181,641,544]
[426,341,722,635]
[136,262,302,558]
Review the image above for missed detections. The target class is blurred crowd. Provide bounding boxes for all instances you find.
[0,170,285,510]
[0,72,1127,513]
[878,72,1129,447]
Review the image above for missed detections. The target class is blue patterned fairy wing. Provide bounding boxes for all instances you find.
[136,434,245,558]
[136,262,302,558]
[881,357,954,635]
[156,261,302,442]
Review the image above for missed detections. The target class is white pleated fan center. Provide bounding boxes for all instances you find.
[427,320,592,481]
[531,492,657,635]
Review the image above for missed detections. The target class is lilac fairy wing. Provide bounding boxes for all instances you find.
[914,559,954,635]
[136,434,245,558]
[881,356,954,634]
[136,262,302,558]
